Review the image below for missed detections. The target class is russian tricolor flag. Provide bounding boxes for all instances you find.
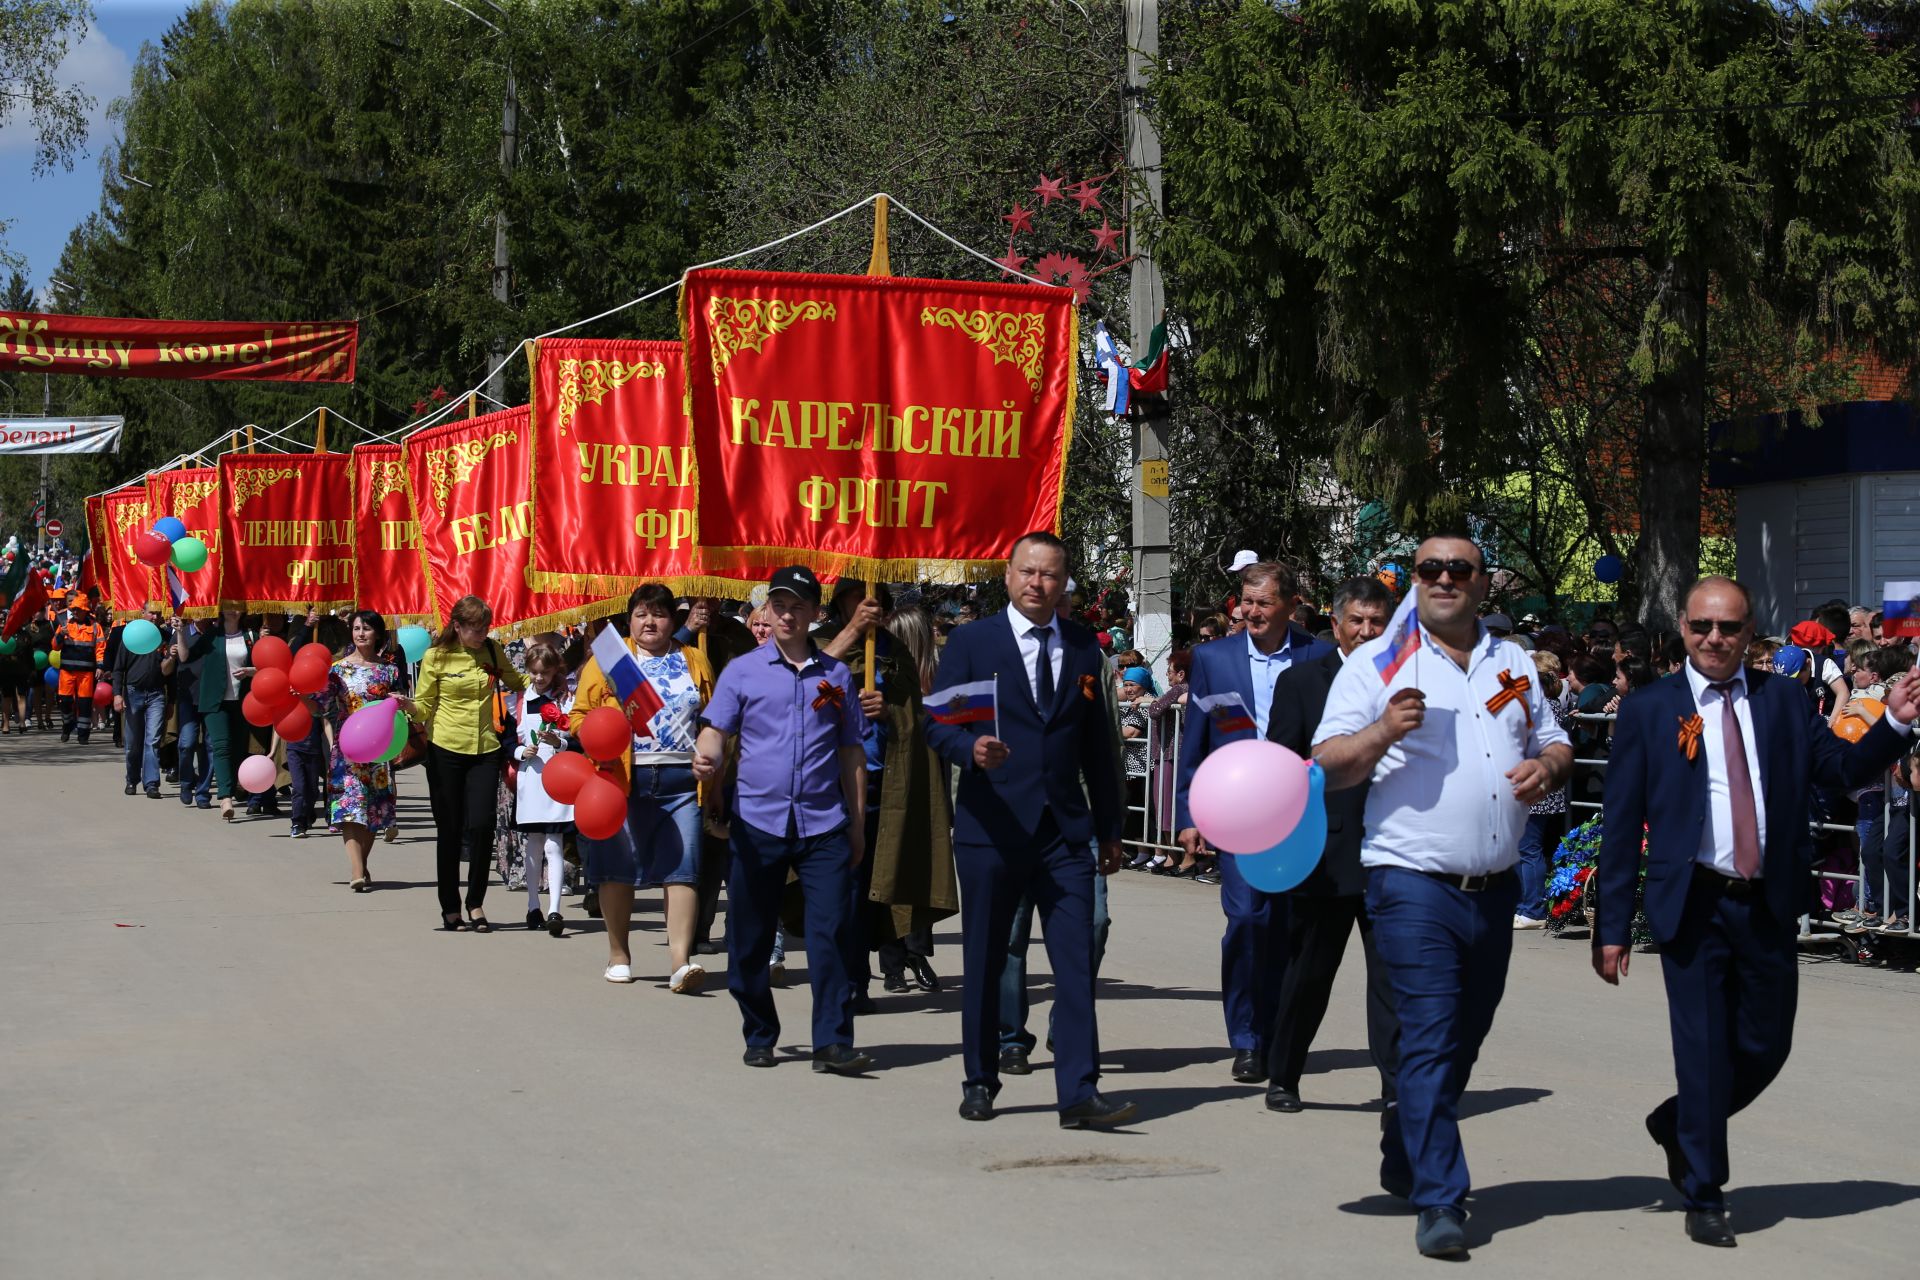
[1373,586,1423,684]
[1884,581,1920,639]
[165,566,189,612]
[927,677,997,726]
[590,624,666,738]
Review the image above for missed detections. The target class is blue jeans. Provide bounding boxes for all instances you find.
[1858,791,1888,915]
[1515,813,1558,920]
[175,701,211,804]
[1367,866,1518,1212]
[998,855,1110,1054]
[123,689,166,789]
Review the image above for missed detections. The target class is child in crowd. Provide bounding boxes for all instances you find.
[513,641,574,936]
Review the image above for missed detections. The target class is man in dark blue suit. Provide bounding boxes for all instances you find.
[1597,575,1916,1248]
[925,531,1134,1129]
[1175,560,1333,1081]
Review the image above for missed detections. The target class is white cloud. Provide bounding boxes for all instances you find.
[0,24,135,163]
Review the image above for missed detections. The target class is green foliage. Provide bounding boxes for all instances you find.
[0,0,95,268]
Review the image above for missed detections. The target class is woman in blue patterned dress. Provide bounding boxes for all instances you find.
[321,610,412,892]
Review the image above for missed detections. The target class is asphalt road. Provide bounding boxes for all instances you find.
[3,732,1917,1277]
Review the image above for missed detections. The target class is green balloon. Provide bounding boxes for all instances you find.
[376,707,409,763]
[33,650,49,670]
[170,535,209,573]
[0,637,14,656]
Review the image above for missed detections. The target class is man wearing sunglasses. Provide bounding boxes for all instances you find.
[1594,576,1916,1248]
[1313,536,1571,1259]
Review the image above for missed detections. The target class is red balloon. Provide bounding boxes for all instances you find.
[251,635,293,671]
[133,531,172,568]
[573,776,627,841]
[92,682,114,708]
[274,700,313,741]
[577,705,630,763]
[252,666,293,708]
[540,751,596,806]
[294,642,332,671]
[288,652,330,695]
[241,691,276,727]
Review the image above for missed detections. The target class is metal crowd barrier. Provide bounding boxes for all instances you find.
[1567,710,1917,947]
[1124,701,1187,855]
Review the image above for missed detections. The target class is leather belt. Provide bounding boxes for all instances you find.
[1693,864,1763,901]
[1419,869,1515,893]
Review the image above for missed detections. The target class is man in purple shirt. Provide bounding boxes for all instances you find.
[694,565,872,1075]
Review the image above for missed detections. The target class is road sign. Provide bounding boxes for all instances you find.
[43,518,61,537]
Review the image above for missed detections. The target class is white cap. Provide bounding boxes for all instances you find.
[1067,577,1078,595]
[1228,549,1259,573]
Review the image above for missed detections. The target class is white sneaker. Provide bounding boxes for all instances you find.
[670,962,706,994]
[604,964,635,984]
[1512,914,1546,931]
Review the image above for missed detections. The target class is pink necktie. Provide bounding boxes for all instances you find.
[1710,682,1762,880]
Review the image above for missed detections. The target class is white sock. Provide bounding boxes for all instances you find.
[542,835,565,917]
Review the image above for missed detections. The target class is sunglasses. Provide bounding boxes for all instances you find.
[1414,559,1482,584]
[1686,618,1748,638]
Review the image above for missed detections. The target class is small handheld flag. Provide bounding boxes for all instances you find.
[1194,691,1255,735]
[927,677,998,727]
[1373,586,1423,684]
[1883,581,1920,639]
[590,625,666,739]
[165,566,189,612]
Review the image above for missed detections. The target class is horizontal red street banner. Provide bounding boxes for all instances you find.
[0,310,357,383]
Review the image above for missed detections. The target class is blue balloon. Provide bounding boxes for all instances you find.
[1593,554,1623,585]
[1236,763,1327,893]
[44,666,59,688]
[396,625,432,665]
[122,618,163,655]
[151,516,187,543]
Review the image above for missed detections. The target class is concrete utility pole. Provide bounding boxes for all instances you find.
[1125,0,1172,676]
[490,66,517,407]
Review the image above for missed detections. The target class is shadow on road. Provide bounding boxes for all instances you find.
[1458,1175,1920,1244]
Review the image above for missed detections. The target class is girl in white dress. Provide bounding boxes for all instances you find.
[514,642,574,936]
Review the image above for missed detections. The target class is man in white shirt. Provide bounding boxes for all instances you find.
[1595,576,1916,1248]
[1314,535,1571,1259]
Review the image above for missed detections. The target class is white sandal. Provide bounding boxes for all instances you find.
[669,962,706,994]
[603,964,635,984]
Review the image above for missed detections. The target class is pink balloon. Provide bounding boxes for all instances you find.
[236,753,278,796]
[340,699,398,764]
[1188,738,1309,854]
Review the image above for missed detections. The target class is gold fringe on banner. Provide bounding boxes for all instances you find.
[488,595,627,642]
[215,596,357,617]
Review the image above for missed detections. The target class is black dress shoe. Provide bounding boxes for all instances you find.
[906,956,941,992]
[124,784,137,796]
[882,971,911,993]
[694,939,720,954]
[742,1046,776,1068]
[1265,1084,1303,1113]
[958,1085,995,1121]
[999,1046,1033,1075]
[1231,1049,1267,1083]
[1685,1209,1736,1247]
[546,912,564,937]
[811,1044,874,1075]
[145,786,162,799]
[525,909,544,930]
[1415,1207,1468,1258]
[1646,1109,1686,1195]
[1059,1093,1138,1130]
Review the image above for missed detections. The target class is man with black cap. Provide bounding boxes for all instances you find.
[694,565,873,1075]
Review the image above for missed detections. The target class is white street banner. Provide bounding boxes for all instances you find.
[0,416,124,455]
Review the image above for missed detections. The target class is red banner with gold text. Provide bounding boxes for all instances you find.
[217,453,356,612]
[83,494,113,607]
[145,467,222,618]
[0,310,357,382]
[351,444,432,624]
[99,485,158,619]
[678,268,1079,580]
[403,406,612,635]
[527,337,755,595]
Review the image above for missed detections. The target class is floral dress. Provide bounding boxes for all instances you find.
[323,659,401,832]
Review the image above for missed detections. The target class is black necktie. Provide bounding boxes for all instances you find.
[1030,626,1054,713]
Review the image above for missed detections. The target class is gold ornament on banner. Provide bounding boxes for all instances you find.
[171,481,219,518]
[366,459,408,509]
[425,430,515,512]
[228,466,302,512]
[555,357,669,436]
[705,296,836,383]
[111,498,153,540]
[920,307,1046,392]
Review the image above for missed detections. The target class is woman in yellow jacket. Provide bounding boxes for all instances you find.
[573,583,714,988]
[415,594,525,932]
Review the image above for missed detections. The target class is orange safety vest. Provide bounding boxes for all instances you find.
[56,619,104,671]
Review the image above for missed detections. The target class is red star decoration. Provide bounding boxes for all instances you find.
[993,246,1029,276]
[411,399,429,416]
[1069,181,1103,213]
[1031,174,1065,206]
[1003,202,1036,235]
[1090,219,1124,255]
[429,385,448,402]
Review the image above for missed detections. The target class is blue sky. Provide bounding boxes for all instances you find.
[0,2,185,301]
